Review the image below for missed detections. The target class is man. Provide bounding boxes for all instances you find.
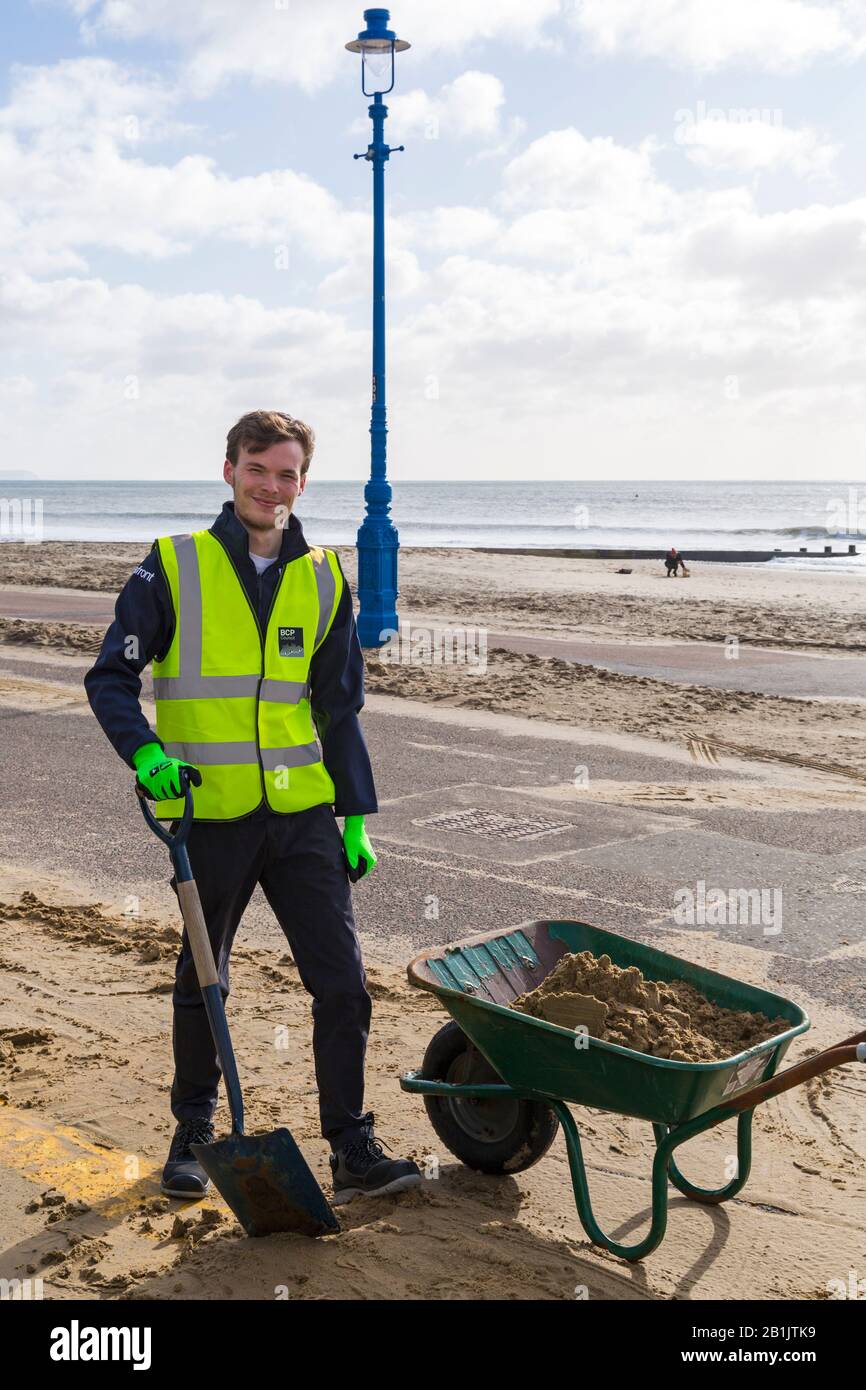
[84,409,421,1206]
[664,546,687,577]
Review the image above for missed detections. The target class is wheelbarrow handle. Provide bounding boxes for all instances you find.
[722,1029,866,1117]
[134,768,195,852]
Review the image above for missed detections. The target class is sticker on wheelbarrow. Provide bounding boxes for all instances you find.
[722,1051,769,1096]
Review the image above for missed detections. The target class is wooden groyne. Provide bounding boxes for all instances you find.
[475,545,859,563]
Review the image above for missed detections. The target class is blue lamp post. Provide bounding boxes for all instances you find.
[346,7,410,648]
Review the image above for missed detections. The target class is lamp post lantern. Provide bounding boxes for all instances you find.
[346,7,410,648]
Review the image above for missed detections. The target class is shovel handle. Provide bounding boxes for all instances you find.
[173,874,244,1133]
[135,771,245,1135]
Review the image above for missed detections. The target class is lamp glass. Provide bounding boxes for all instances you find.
[363,44,394,94]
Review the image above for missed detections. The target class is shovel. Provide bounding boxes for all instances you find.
[135,770,339,1238]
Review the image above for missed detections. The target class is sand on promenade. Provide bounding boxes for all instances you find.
[1,863,864,1302]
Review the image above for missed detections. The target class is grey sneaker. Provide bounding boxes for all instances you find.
[329,1112,422,1205]
[161,1117,215,1198]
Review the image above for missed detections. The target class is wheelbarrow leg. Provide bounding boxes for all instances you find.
[549,1102,672,1262]
[652,1111,754,1205]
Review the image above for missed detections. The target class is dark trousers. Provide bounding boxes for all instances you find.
[167,801,372,1147]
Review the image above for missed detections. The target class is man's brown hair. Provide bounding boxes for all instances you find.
[225,411,315,474]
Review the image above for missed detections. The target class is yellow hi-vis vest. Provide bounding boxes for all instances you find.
[150,529,343,821]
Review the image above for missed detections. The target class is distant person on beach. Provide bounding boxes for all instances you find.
[664,547,687,577]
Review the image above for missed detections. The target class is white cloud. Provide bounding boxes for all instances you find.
[501,128,671,221]
[56,0,866,87]
[385,71,511,142]
[385,230,866,460]
[683,199,866,296]
[401,207,502,254]
[0,374,37,401]
[0,270,372,477]
[0,56,187,144]
[436,70,507,141]
[676,113,837,177]
[0,138,367,268]
[494,129,866,302]
[567,0,866,72]
[0,58,371,271]
[376,123,866,455]
[60,0,563,95]
[386,0,563,52]
[317,245,425,305]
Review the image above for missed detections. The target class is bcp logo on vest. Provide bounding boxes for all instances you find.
[278,627,305,658]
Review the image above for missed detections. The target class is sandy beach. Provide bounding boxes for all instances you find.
[2,541,864,650]
[1,542,864,778]
[1,540,864,1300]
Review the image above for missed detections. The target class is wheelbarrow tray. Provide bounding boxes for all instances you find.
[408,919,808,1127]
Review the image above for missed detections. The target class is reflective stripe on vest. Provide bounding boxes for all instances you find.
[150,530,343,820]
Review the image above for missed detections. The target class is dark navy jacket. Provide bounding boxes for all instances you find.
[83,501,377,816]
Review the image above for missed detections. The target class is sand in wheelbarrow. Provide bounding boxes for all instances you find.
[511,952,789,1062]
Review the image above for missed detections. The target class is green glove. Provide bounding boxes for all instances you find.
[132,741,202,801]
[343,814,377,880]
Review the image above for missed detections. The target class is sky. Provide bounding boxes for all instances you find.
[2,0,866,481]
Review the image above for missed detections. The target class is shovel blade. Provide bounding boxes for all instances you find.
[191,1128,339,1237]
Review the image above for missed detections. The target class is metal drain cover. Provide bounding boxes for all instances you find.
[412,808,572,841]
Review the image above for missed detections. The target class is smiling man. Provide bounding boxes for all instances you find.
[84,409,421,1206]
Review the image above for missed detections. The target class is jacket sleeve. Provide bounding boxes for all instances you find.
[83,546,175,769]
[309,555,378,817]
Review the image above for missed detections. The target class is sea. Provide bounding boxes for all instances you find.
[0,479,864,572]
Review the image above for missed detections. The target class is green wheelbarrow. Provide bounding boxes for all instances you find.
[399,919,866,1261]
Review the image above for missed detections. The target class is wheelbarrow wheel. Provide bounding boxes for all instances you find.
[420,1021,559,1174]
